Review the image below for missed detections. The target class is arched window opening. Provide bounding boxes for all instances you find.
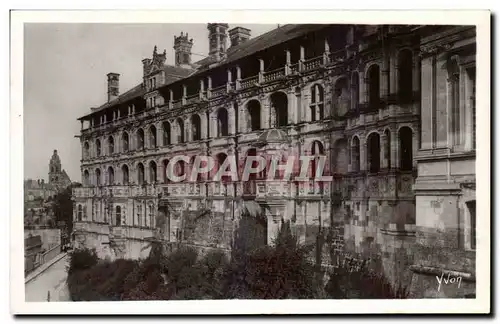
[247,100,261,131]
[108,136,114,155]
[163,159,170,183]
[107,166,115,185]
[191,114,202,141]
[351,137,360,172]
[122,132,129,152]
[137,129,145,150]
[163,121,171,145]
[398,49,413,103]
[77,205,83,222]
[84,142,90,159]
[175,160,186,181]
[399,127,413,171]
[334,78,350,117]
[244,149,258,195]
[310,84,324,121]
[367,64,381,111]
[384,129,391,169]
[83,170,90,186]
[271,92,288,127]
[351,72,360,113]
[95,168,101,186]
[121,165,129,184]
[149,161,157,183]
[310,141,324,179]
[177,118,185,143]
[115,206,122,226]
[367,132,381,173]
[137,163,145,185]
[148,203,155,229]
[96,139,101,156]
[149,125,157,148]
[217,108,229,137]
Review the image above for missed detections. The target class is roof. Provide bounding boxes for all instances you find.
[81,24,327,119]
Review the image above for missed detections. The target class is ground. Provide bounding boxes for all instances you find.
[25,254,70,302]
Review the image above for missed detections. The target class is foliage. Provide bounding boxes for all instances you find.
[52,184,76,236]
[67,248,98,275]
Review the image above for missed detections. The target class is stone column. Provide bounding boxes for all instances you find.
[359,70,367,105]
[287,90,294,125]
[381,132,388,169]
[185,117,192,142]
[262,98,270,129]
[210,110,217,138]
[199,79,205,99]
[228,104,236,135]
[359,135,367,171]
[389,53,398,96]
[294,87,301,124]
[390,128,399,169]
[258,59,264,83]
[381,56,390,99]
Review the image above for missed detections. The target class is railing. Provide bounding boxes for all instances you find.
[240,75,258,89]
[24,244,61,276]
[289,63,299,74]
[329,48,346,64]
[186,93,199,105]
[303,56,323,72]
[210,85,226,98]
[263,67,286,83]
[172,99,182,109]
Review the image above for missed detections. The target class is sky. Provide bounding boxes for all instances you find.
[24,23,276,182]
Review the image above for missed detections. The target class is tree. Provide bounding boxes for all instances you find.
[52,184,79,240]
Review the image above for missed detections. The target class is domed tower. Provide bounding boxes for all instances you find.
[49,149,62,184]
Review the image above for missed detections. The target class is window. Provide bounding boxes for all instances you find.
[122,165,129,184]
[163,159,170,183]
[384,129,391,169]
[77,205,83,221]
[398,49,413,103]
[351,137,360,172]
[137,129,145,150]
[310,84,325,121]
[83,205,87,220]
[177,118,185,143]
[399,127,413,171]
[191,114,201,141]
[108,136,114,155]
[137,204,143,227]
[247,100,261,131]
[217,108,229,137]
[96,139,101,156]
[310,141,324,179]
[83,142,90,159]
[367,132,380,173]
[163,121,171,145]
[271,92,288,127]
[122,132,129,152]
[367,64,380,110]
[149,161,157,183]
[83,170,90,186]
[148,204,155,229]
[107,166,115,185]
[333,79,349,117]
[95,168,101,186]
[137,163,145,185]
[149,125,157,148]
[115,206,122,226]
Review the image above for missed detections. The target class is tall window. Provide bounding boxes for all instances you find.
[95,168,101,186]
[83,142,90,159]
[217,108,229,137]
[384,129,391,169]
[310,141,324,179]
[310,84,324,121]
[351,137,360,172]
[148,203,155,229]
[367,64,380,111]
[399,127,413,171]
[108,136,114,155]
[122,132,129,152]
[83,170,90,186]
[163,159,170,183]
[107,166,115,185]
[149,125,157,148]
[137,163,145,185]
[367,132,380,173]
[137,129,145,150]
[136,204,143,227]
[115,206,122,226]
[177,118,185,143]
[149,161,157,183]
[96,139,101,156]
[77,205,83,221]
[398,49,413,103]
[163,121,171,145]
[271,92,288,127]
[191,114,202,141]
[122,165,129,184]
[247,100,261,131]
[333,79,349,117]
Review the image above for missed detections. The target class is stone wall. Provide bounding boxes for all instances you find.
[25,228,61,251]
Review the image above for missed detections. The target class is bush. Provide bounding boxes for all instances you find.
[67,248,98,275]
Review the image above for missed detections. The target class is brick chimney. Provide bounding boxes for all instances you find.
[229,27,251,47]
[107,73,120,102]
[174,32,194,67]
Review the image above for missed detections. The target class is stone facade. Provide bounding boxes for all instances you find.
[72,24,476,297]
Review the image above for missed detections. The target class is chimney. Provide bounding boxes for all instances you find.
[229,27,251,47]
[207,23,229,60]
[173,32,194,67]
[107,73,120,102]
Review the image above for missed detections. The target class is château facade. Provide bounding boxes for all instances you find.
[72,24,476,297]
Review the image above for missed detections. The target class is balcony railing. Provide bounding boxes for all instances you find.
[240,75,258,90]
[263,67,286,83]
[289,63,299,74]
[303,56,323,72]
[329,48,346,64]
[210,85,226,98]
[172,99,182,109]
[186,94,199,105]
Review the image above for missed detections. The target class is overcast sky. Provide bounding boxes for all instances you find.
[24,23,276,182]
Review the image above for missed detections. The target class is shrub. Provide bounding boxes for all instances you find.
[67,248,98,275]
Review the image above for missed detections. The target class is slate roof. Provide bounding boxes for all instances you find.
[81,24,327,119]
